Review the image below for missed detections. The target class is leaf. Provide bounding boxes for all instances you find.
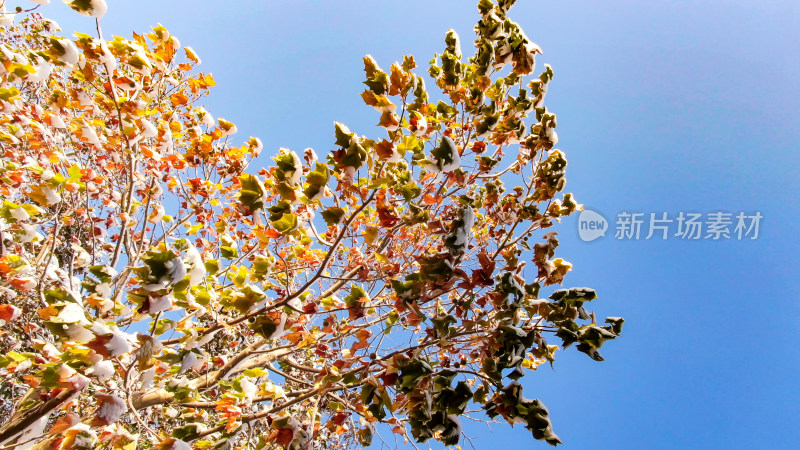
[430,135,460,171]
[27,184,61,206]
[361,90,396,113]
[321,207,345,227]
[334,122,355,148]
[364,227,378,245]
[357,426,374,446]
[378,111,399,131]
[273,151,302,185]
[389,62,410,96]
[0,304,21,322]
[237,173,267,213]
[67,165,82,182]
[0,87,21,102]
[363,55,388,95]
[549,287,597,305]
[185,47,201,63]
[243,367,268,377]
[265,201,297,234]
[303,163,329,201]
[344,285,368,307]
[274,214,298,234]
[68,0,109,18]
[396,183,421,201]
[375,139,396,161]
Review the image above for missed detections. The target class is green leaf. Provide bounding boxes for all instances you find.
[153,318,175,336]
[344,285,368,307]
[237,173,267,213]
[273,151,302,185]
[0,87,21,102]
[220,246,238,259]
[230,285,267,314]
[328,401,345,411]
[342,140,368,169]
[267,201,298,234]
[303,163,329,201]
[321,207,345,227]
[271,213,297,234]
[430,136,460,171]
[334,122,355,148]
[363,55,389,95]
[477,0,494,15]
[204,259,221,275]
[549,287,597,306]
[89,265,116,283]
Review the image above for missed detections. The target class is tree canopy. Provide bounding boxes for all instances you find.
[0,0,623,448]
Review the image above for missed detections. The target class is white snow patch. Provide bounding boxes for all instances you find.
[40,186,61,206]
[148,294,172,314]
[10,206,29,221]
[76,91,92,106]
[166,257,187,284]
[180,352,198,373]
[140,367,156,387]
[148,203,165,223]
[27,59,53,83]
[88,360,114,380]
[200,108,214,128]
[252,138,263,154]
[170,439,193,450]
[96,394,126,423]
[91,323,133,357]
[141,118,157,138]
[0,6,14,27]
[439,136,461,172]
[56,38,79,66]
[2,412,51,449]
[49,113,66,129]
[81,124,101,147]
[98,41,116,72]
[66,323,94,342]
[58,303,89,324]
[184,245,205,286]
[43,19,59,32]
[95,282,112,298]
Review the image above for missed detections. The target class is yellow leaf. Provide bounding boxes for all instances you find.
[186,223,203,235]
[184,47,201,64]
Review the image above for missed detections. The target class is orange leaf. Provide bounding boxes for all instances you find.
[37,305,59,320]
[0,304,21,322]
[50,413,80,435]
[356,329,372,342]
[422,194,440,206]
[170,92,189,106]
[285,332,303,345]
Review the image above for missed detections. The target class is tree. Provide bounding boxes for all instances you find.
[0,0,623,448]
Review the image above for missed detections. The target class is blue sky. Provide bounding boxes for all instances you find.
[42,0,800,448]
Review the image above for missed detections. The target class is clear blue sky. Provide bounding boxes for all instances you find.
[42,1,800,448]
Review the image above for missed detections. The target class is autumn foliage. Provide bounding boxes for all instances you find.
[0,0,623,448]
